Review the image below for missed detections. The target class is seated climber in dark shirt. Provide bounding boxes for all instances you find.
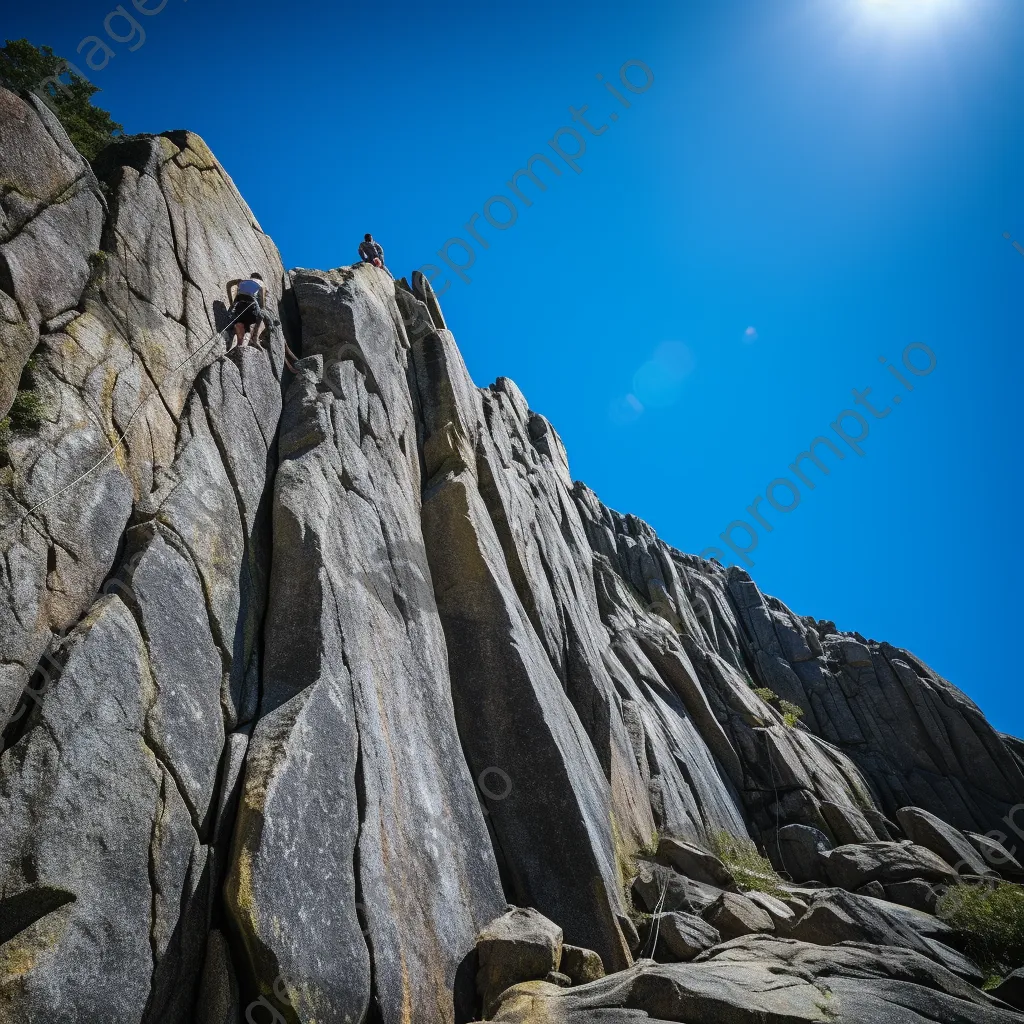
[358,233,385,268]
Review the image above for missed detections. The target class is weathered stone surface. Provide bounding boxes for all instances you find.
[226,267,505,1022]
[575,499,884,852]
[0,336,281,1022]
[994,968,1024,1011]
[195,930,240,1024]
[966,832,1024,881]
[491,936,1020,1023]
[0,89,104,417]
[225,671,371,1021]
[413,324,633,971]
[477,907,563,1015]
[773,824,833,883]
[856,880,887,899]
[633,860,724,916]
[897,805,996,876]
[559,944,605,984]
[777,893,811,917]
[0,598,206,1021]
[579,490,1024,844]
[656,836,735,888]
[643,911,721,961]
[785,887,980,980]
[886,878,940,913]
[745,890,798,928]
[617,912,642,956]
[705,892,775,940]
[1,112,290,740]
[825,841,958,890]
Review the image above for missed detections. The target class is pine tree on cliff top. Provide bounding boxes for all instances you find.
[0,39,122,160]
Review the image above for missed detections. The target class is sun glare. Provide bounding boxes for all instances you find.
[858,0,961,29]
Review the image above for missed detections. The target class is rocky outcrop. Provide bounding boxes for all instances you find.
[489,937,1021,1023]
[775,823,833,882]
[412,325,634,969]
[897,805,998,876]
[475,907,563,1016]
[705,891,776,940]
[785,887,979,980]
[1,91,1023,1022]
[968,832,1024,881]
[0,90,104,418]
[824,841,958,890]
[656,836,735,888]
[559,944,605,985]
[996,970,1024,1012]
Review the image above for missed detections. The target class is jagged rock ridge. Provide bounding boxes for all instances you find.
[1,88,1022,1023]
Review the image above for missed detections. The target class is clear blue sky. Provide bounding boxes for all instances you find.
[8,0,1022,735]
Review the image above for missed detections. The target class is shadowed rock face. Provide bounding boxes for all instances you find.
[1,91,1022,1022]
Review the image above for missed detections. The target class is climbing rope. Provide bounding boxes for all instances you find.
[0,243,257,538]
[763,727,786,875]
[640,872,670,960]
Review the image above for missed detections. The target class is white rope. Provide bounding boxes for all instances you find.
[642,872,670,960]
[764,728,786,875]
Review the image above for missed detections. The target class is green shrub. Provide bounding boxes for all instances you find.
[751,687,804,728]
[779,699,805,728]
[936,881,1024,976]
[710,829,786,897]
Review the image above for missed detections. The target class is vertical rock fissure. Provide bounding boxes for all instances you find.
[144,772,168,997]
[0,639,67,753]
[187,298,300,1020]
[352,721,384,1024]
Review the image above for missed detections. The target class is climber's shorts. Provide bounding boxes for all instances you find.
[229,295,260,327]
